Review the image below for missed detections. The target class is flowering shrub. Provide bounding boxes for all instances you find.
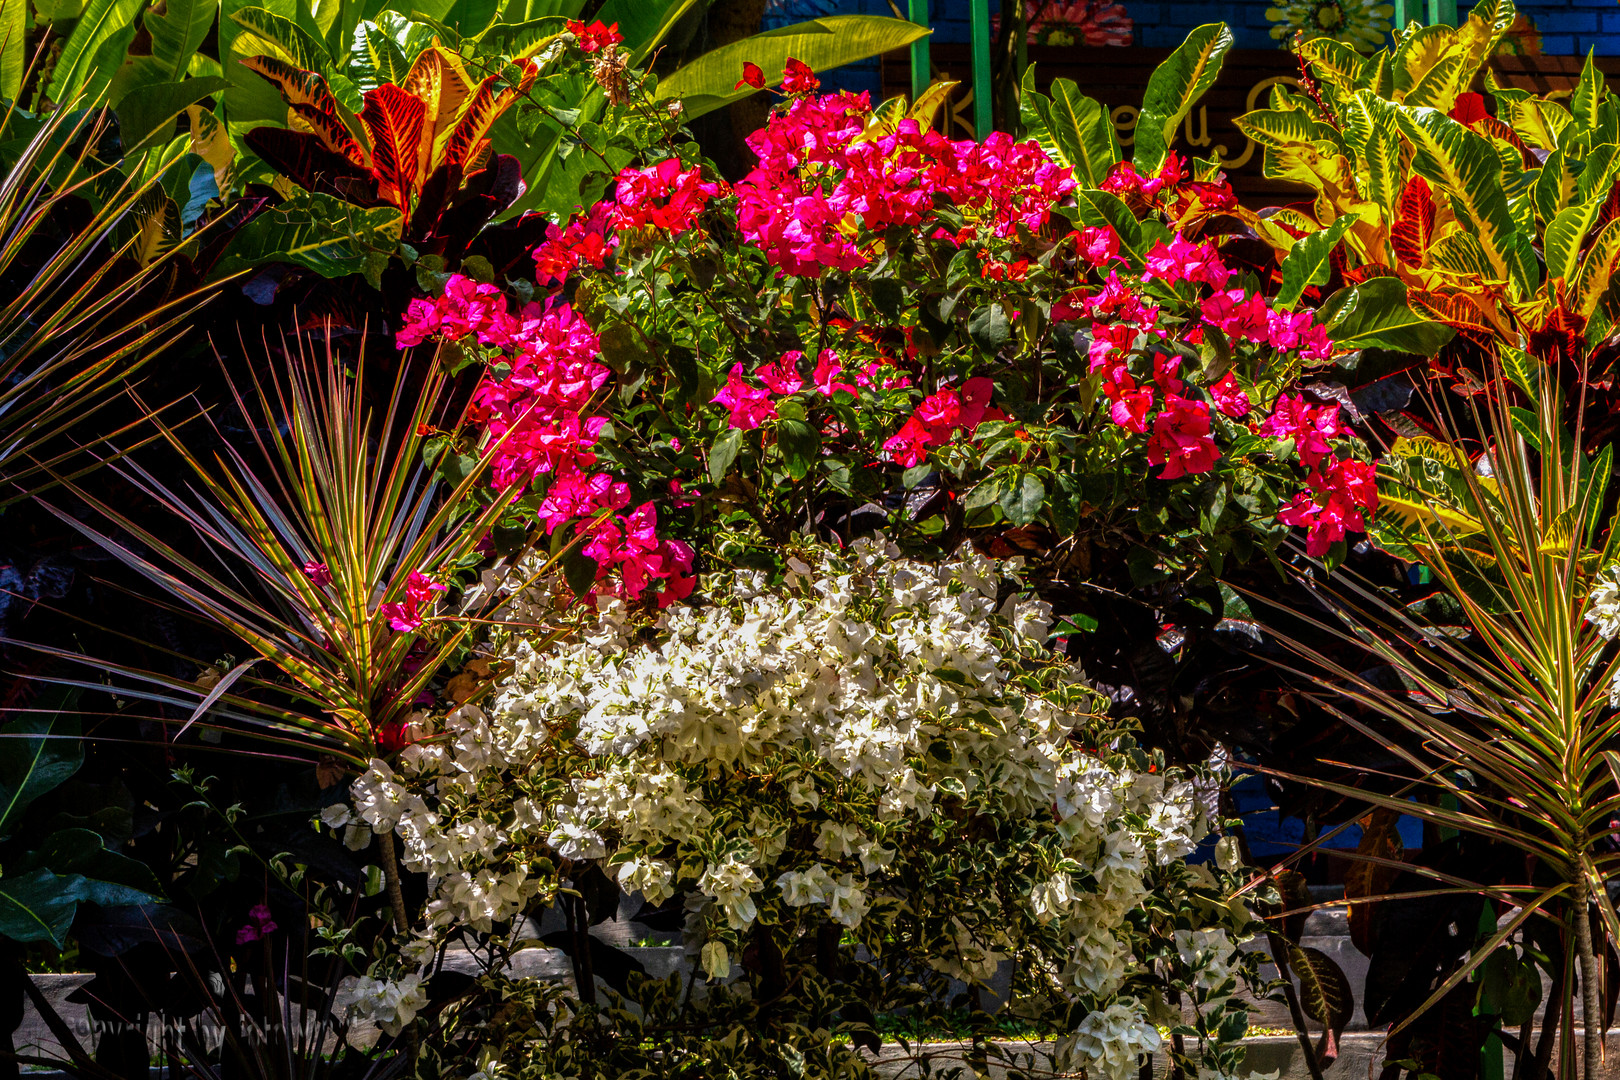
[396,74,1378,627]
[340,540,1259,1077]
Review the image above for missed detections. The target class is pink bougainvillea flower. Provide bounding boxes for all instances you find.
[567,19,621,52]
[1152,353,1184,396]
[1146,395,1218,479]
[811,350,858,397]
[583,502,696,606]
[1143,234,1230,289]
[1261,395,1342,470]
[611,159,721,235]
[1201,287,1270,343]
[757,352,805,395]
[236,903,278,945]
[302,561,332,588]
[736,61,766,90]
[1266,308,1334,361]
[781,57,821,94]
[1074,226,1121,265]
[711,363,777,429]
[1109,383,1154,434]
[882,377,997,466]
[380,571,447,633]
[1208,372,1251,418]
[1278,458,1378,556]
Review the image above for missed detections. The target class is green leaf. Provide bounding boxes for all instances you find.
[1573,49,1604,135]
[1323,277,1456,355]
[1499,344,1539,402]
[708,427,743,485]
[1134,22,1233,174]
[45,0,145,105]
[1393,106,1538,297]
[0,868,82,947]
[1277,217,1353,309]
[968,303,1012,353]
[0,699,82,840]
[1071,189,1145,266]
[1000,473,1046,526]
[114,77,232,157]
[776,418,819,481]
[1287,944,1355,1035]
[216,193,403,288]
[230,5,333,73]
[1543,199,1604,286]
[23,829,166,906]
[594,0,700,64]
[1018,66,1119,187]
[659,16,930,121]
[1,0,26,103]
[135,0,219,85]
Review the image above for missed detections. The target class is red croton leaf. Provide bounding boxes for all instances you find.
[1449,91,1488,125]
[1390,175,1436,268]
[441,61,539,174]
[1528,293,1588,366]
[242,56,367,167]
[361,83,428,214]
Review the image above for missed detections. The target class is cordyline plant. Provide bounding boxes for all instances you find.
[0,99,208,500]
[26,340,561,930]
[1250,354,1620,1080]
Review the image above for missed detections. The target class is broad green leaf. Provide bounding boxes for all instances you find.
[1499,345,1539,402]
[1000,473,1045,527]
[215,193,403,287]
[45,0,145,105]
[1544,199,1605,286]
[1135,22,1233,174]
[659,16,930,122]
[21,829,167,907]
[1019,66,1118,188]
[0,700,82,839]
[1288,944,1355,1035]
[1277,217,1352,309]
[708,427,743,484]
[0,869,83,947]
[1,0,25,103]
[1533,146,1578,223]
[595,0,699,64]
[141,0,219,84]
[1394,106,1536,295]
[115,76,232,157]
[231,6,333,73]
[1071,189,1144,266]
[1571,217,1620,317]
[357,24,411,87]
[1324,277,1457,355]
[776,418,819,482]
[1573,50,1604,136]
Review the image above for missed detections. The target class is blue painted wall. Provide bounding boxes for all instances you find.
[767,0,1619,103]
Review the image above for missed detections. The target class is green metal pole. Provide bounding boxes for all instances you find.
[969,0,991,138]
[908,0,930,102]
[1392,0,1417,31]
[1427,0,1458,26]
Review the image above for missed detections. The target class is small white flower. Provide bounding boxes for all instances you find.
[701,940,731,980]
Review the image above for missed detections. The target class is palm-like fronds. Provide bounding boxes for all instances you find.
[31,336,547,770]
[1248,362,1620,1075]
[0,100,208,499]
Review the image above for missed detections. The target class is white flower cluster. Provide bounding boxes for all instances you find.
[342,538,1227,1072]
[333,973,427,1047]
[1585,562,1620,704]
